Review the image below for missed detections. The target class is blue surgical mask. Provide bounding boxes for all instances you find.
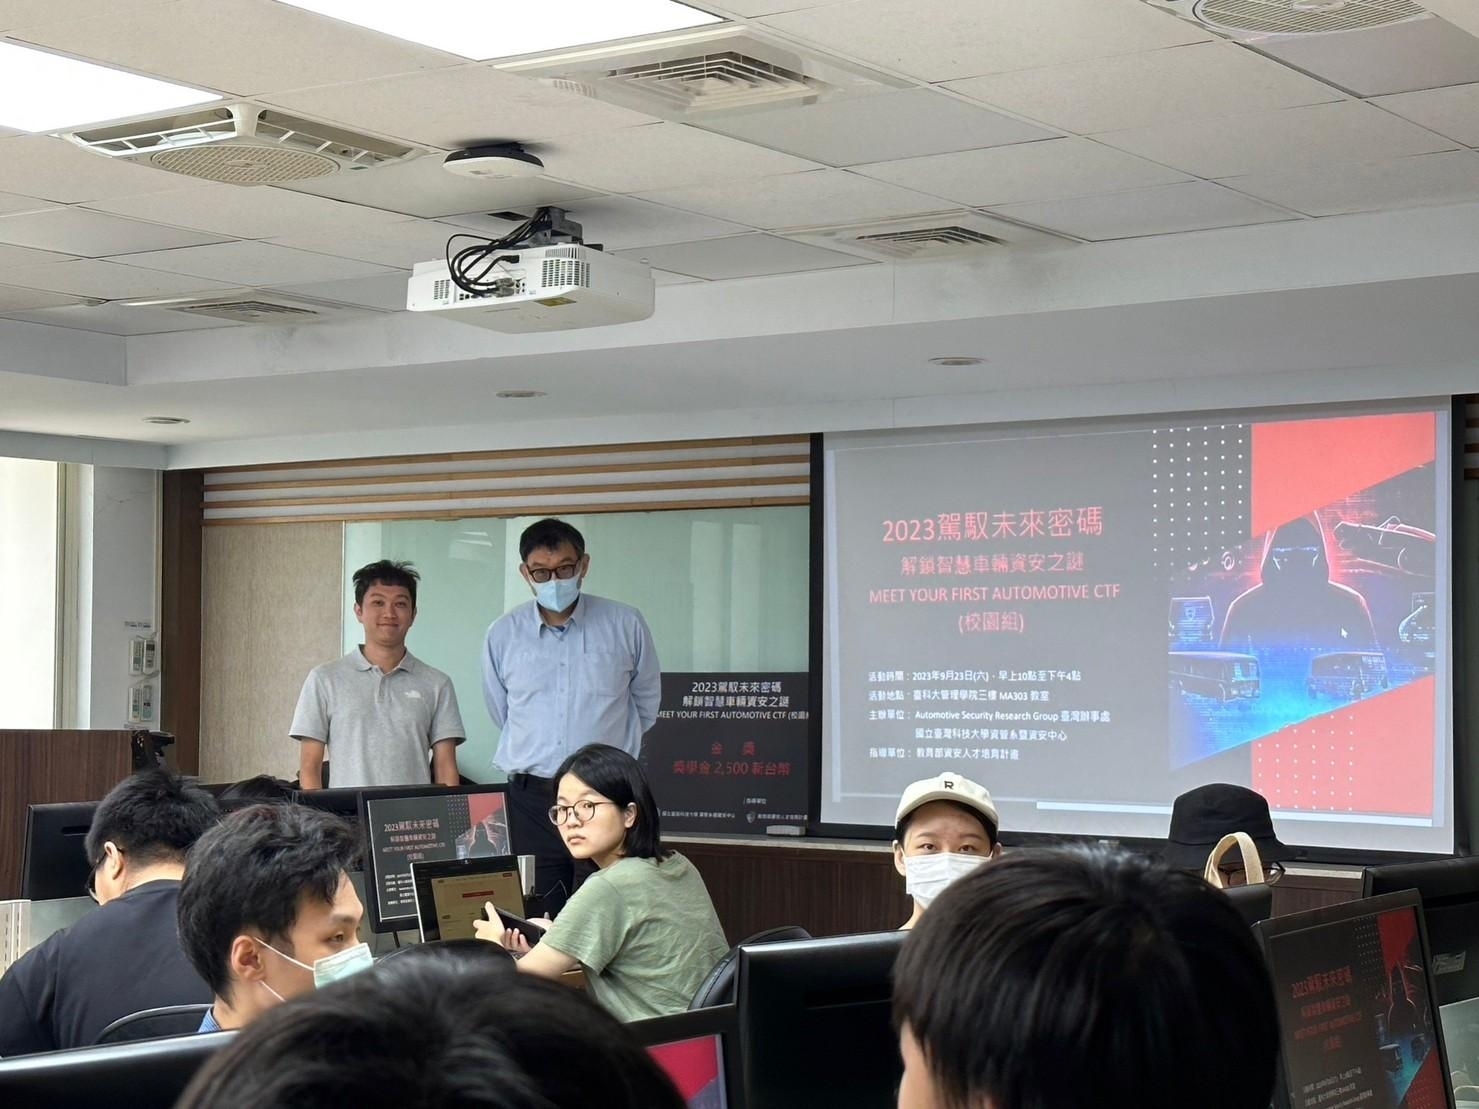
[261,939,374,991]
[534,575,581,612]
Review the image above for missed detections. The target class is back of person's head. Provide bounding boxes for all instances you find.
[217,774,295,812]
[555,743,667,860]
[176,952,686,1109]
[177,803,361,999]
[519,517,586,561]
[83,768,220,870]
[352,559,419,607]
[894,844,1278,1109]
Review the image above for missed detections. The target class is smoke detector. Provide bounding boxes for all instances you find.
[443,143,545,180]
[58,102,425,185]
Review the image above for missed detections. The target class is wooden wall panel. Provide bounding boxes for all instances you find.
[200,523,342,784]
[161,471,203,773]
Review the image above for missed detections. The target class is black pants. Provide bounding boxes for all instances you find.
[506,774,588,917]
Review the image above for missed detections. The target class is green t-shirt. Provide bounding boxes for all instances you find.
[542,852,729,1022]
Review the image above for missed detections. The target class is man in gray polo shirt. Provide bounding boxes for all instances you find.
[293,560,464,789]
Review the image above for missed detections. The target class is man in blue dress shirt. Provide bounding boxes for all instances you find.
[481,518,661,914]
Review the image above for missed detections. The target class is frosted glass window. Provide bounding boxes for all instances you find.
[345,507,808,777]
[0,458,58,727]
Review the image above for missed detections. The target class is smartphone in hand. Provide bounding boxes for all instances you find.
[490,906,545,946]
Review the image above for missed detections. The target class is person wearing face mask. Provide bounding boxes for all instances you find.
[893,771,1001,930]
[473,744,728,1022]
[177,803,368,1034]
[481,519,661,916]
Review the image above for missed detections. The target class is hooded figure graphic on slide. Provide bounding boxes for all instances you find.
[1220,515,1377,652]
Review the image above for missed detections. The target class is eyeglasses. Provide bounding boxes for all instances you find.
[84,867,99,904]
[525,561,582,584]
[548,800,619,826]
[1218,861,1285,887]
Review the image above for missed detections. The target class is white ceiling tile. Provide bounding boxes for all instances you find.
[122,241,396,286]
[697,88,1056,167]
[0,301,236,334]
[1219,151,1479,217]
[1373,83,1479,148]
[264,66,657,150]
[613,234,869,279]
[0,190,53,216]
[445,195,751,251]
[538,123,819,193]
[82,184,409,240]
[5,258,237,299]
[11,0,464,97]
[854,138,1189,207]
[267,219,464,269]
[759,0,1210,82]
[650,268,704,286]
[0,135,188,203]
[280,155,600,219]
[0,0,169,32]
[0,208,225,257]
[0,242,76,267]
[986,181,1295,241]
[946,42,1342,136]
[711,1,846,13]
[1099,101,1458,179]
[636,169,951,230]
[1253,16,1479,98]
[0,283,89,312]
[274,272,412,312]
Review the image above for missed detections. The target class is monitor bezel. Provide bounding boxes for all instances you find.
[357,782,512,934]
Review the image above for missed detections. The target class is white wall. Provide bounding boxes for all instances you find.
[75,467,160,730]
[0,458,58,727]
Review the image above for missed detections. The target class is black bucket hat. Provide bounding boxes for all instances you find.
[1162,783,1297,870]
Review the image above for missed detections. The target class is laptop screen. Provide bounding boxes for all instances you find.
[411,857,523,943]
[647,1033,728,1109]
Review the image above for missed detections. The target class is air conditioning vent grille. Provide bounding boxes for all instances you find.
[149,144,340,184]
[256,110,417,167]
[855,225,1007,257]
[170,300,323,322]
[1190,0,1424,35]
[605,51,825,112]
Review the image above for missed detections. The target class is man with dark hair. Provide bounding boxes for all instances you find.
[293,559,465,789]
[0,770,220,1054]
[481,519,661,913]
[177,804,367,1033]
[894,845,1279,1109]
[176,953,686,1109]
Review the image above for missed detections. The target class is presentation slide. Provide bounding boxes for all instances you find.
[823,406,1452,854]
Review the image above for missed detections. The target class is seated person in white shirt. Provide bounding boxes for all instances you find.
[893,771,1000,930]
[474,744,728,1022]
[893,845,1278,1109]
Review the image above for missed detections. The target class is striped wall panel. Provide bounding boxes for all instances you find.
[203,436,811,524]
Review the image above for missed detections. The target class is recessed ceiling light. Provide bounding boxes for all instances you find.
[496,390,547,399]
[275,0,723,61]
[0,42,219,133]
[142,415,191,425]
[928,356,986,367]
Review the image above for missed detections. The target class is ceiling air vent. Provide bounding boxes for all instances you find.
[785,211,1072,262]
[58,103,425,185]
[1143,0,1426,36]
[499,27,904,120]
[118,291,377,325]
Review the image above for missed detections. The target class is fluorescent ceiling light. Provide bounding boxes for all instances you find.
[276,0,724,60]
[0,42,219,133]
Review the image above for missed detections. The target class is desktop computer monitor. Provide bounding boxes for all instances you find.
[358,783,512,933]
[1256,889,1455,1109]
[291,787,364,827]
[1364,858,1479,1009]
[632,1005,743,1109]
[20,802,97,901]
[0,1030,231,1107]
[735,931,906,1109]
[1224,882,1275,928]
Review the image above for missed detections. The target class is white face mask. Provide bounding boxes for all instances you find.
[260,939,375,994]
[904,852,989,908]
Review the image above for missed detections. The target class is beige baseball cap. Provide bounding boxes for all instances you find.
[895,771,999,835]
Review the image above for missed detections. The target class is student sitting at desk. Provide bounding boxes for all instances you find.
[177,804,367,1034]
[475,744,728,1021]
[893,845,1278,1109]
[0,769,219,1056]
[893,771,1000,930]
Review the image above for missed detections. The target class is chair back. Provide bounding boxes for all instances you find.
[95,1004,212,1045]
[689,925,811,1010]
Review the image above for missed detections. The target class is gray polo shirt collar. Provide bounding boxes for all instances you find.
[353,647,417,674]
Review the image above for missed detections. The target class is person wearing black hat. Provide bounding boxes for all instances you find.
[1163,783,1297,885]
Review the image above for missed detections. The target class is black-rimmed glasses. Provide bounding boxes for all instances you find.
[548,800,618,826]
[525,562,582,584]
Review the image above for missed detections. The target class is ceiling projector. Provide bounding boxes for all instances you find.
[407,245,654,332]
